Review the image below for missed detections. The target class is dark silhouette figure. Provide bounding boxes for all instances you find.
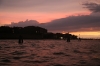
[78,37,81,41]
[18,35,23,44]
[67,33,70,42]
[78,34,81,41]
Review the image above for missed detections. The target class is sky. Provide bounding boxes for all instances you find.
[0,0,100,38]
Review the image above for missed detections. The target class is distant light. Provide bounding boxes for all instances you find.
[60,37,63,39]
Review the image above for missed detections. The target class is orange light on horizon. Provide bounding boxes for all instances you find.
[71,31,100,38]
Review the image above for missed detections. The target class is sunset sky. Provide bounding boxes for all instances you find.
[0,0,100,38]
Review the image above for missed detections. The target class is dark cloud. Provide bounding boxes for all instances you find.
[83,2,100,13]
[7,15,100,33]
[41,15,100,32]
[8,19,39,27]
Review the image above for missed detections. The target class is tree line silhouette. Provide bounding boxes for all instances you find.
[0,26,77,39]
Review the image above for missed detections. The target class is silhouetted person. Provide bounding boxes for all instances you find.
[78,37,81,41]
[18,35,23,44]
[67,33,70,42]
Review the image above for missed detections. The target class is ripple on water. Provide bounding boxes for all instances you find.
[10,51,26,55]
[53,52,65,55]
[48,63,66,66]
[0,40,100,66]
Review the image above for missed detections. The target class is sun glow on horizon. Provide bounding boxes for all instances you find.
[71,31,100,38]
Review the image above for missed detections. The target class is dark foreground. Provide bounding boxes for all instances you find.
[0,40,100,66]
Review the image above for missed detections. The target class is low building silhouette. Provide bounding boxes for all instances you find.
[0,26,77,39]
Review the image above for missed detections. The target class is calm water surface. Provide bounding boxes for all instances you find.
[0,40,100,66]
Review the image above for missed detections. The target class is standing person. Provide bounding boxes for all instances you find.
[78,34,81,41]
[78,37,81,41]
[18,35,23,44]
[67,32,70,42]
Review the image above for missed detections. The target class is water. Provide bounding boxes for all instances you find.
[0,40,100,66]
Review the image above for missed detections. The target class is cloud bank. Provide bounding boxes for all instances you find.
[7,14,100,33]
[6,2,100,33]
[83,2,100,13]
[9,19,39,27]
